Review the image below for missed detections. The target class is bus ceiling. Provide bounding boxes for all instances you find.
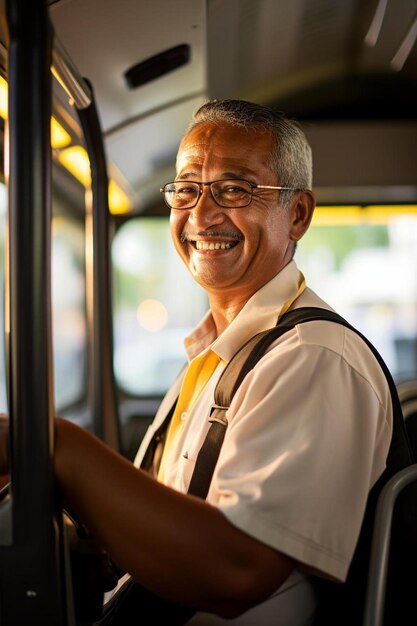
[0,0,416,213]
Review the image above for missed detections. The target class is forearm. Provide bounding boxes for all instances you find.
[54,418,293,616]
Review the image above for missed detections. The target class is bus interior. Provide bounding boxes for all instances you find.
[0,0,416,624]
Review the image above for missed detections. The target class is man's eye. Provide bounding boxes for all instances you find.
[222,185,246,194]
[176,186,196,195]
[220,185,250,198]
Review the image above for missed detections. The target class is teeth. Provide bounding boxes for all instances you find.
[195,241,234,250]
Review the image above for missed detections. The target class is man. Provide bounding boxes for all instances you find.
[2,100,393,624]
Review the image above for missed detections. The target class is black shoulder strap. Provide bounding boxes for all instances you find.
[188,306,413,499]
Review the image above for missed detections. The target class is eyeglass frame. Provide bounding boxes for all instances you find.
[159,178,306,210]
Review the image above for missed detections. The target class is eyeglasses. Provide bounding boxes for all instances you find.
[160,179,303,210]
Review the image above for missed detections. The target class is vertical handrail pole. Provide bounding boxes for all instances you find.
[4,0,71,622]
[363,464,417,626]
[78,83,120,451]
[7,0,54,548]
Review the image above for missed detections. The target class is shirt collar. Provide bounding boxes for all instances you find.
[184,260,305,362]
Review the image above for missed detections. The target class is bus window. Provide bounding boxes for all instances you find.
[51,215,87,412]
[1,187,87,417]
[0,182,6,413]
[298,206,417,383]
[112,216,208,397]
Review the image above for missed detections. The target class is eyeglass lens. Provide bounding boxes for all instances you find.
[164,180,253,209]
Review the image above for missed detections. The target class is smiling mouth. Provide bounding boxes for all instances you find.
[181,231,243,251]
[195,241,237,250]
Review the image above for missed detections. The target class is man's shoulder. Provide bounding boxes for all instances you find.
[268,302,391,401]
[293,285,335,312]
[289,289,367,358]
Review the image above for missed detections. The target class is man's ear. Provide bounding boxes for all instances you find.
[289,191,315,241]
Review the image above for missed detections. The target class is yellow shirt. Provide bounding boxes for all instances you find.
[157,349,222,482]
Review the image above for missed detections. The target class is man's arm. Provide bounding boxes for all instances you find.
[54,418,295,618]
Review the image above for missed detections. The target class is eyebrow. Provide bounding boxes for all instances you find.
[176,171,254,181]
[176,172,199,180]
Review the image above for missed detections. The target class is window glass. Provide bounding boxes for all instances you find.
[0,186,87,413]
[0,182,7,412]
[51,215,87,411]
[112,217,208,395]
[298,208,417,383]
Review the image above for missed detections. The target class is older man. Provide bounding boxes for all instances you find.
[1,100,393,625]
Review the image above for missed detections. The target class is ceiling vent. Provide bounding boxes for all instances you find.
[124,43,191,89]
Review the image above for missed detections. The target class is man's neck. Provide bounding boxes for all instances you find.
[208,292,251,336]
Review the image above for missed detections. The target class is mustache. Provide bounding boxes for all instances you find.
[180,230,244,243]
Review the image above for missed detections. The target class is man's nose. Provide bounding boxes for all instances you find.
[188,186,226,227]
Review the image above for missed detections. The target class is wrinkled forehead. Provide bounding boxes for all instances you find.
[176,122,275,176]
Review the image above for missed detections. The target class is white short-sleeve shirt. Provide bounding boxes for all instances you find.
[134,260,393,625]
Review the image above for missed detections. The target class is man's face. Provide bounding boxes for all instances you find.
[170,122,310,301]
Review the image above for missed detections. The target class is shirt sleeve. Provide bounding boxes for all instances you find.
[208,323,392,582]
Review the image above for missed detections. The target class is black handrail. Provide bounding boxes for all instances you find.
[363,464,417,626]
[0,0,73,623]
[0,0,120,620]
[78,82,120,450]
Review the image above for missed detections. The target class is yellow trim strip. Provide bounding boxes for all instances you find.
[312,205,417,227]
[0,76,131,214]
[58,145,132,215]
[0,75,71,148]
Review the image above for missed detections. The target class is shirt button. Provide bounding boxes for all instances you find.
[181,412,187,421]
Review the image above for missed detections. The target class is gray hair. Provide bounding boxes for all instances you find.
[182,99,313,207]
